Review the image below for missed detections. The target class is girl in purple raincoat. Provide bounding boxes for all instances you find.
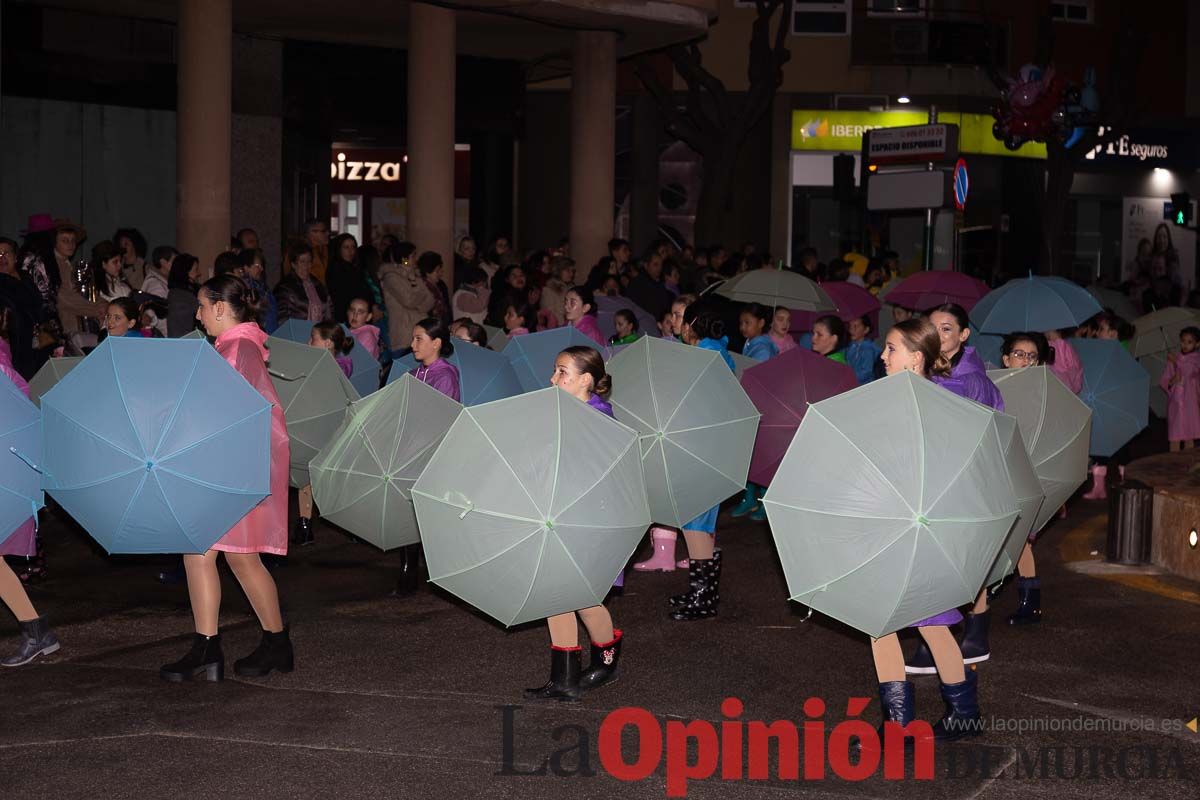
[1161,326,1200,451]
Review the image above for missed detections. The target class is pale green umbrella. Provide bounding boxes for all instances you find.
[483,324,509,353]
[607,336,761,528]
[311,375,461,551]
[983,412,1046,588]
[1130,307,1200,359]
[988,366,1092,533]
[27,357,83,408]
[762,371,1020,638]
[265,336,360,487]
[411,387,650,626]
[1138,352,1169,418]
[729,351,758,380]
[713,268,835,311]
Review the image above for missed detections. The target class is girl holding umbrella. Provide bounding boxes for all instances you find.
[161,275,292,682]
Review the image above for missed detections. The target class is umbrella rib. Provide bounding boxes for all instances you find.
[428,524,545,581]
[155,466,270,496]
[667,414,763,437]
[155,407,271,464]
[646,342,664,428]
[664,436,746,489]
[388,381,412,472]
[50,464,144,491]
[921,422,991,516]
[613,401,656,436]
[760,503,913,522]
[547,391,563,519]
[107,345,148,457]
[655,439,682,524]
[149,344,204,459]
[48,411,144,465]
[662,358,715,432]
[152,470,198,551]
[793,523,918,598]
[1032,418,1090,466]
[909,378,926,513]
[462,411,544,517]
[110,470,151,553]
[318,477,388,517]
[747,378,806,424]
[815,408,915,517]
[550,434,636,520]
[411,490,542,526]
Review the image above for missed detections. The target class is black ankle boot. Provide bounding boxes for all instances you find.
[160,633,224,682]
[394,544,422,596]
[292,517,314,547]
[579,630,623,691]
[932,670,983,741]
[524,647,582,702]
[670,552,721,621]
[959,610,991,665]
[1007,578,1041,625]
[233,627,294,678]
[905,638,936,675]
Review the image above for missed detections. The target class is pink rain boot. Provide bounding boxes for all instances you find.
[634,527,678,572]
[1082,466,1107,500]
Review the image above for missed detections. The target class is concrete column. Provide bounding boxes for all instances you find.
[407,2,456,288]
[177,0,232,273]
[569,31,616,269]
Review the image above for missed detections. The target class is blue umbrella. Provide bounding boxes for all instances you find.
[502,328,610,392]
[1071,338,1150,457]
[971,329,1004,370]
[272,319,381,398]
[971,276,1102,334]
[40,338,273,554]
[387,340,523,406]
[0,373,43,540]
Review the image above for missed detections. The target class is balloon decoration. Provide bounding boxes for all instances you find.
[990,63,1099,151]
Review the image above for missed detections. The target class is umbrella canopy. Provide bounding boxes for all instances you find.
[740,347,858,486]
[790,281,881,334]
[607,336,761,527]
[971,275,1102,334]
[1130,307,1200,359]
[27,356,83,408]
[0,373,43,540]
[762,371,1020,638]
[502,327,610,392]
[271,318,381,398]
[983,412,1046,588]
[41,338,272,554]
[729,350,758,380]
[971,330,1005,370]
[1071,339,1149,457]
[596,296,658,342]
[1138,352,1169,418]
[882,271,991,313]
[988,366,1092,533]
[388,340,523,406]
[1087,286,1139,323]
[483,324,510,353]
[265,336,361,487]
[181,330,208,341]
[412,387,650,626]
[311,374,461,551]
[714,269,836,312]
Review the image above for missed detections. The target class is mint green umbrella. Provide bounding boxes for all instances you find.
[310,375,460,551]
[984,412,1046,588]
[607,336,761,528]
[1130,307,1200,359]
[762,371,1020,638]
[27,357,83,408]
[412,388,650,626]
[714,269,835,312]
[265,336,360,487]
[1138,352,1169,418]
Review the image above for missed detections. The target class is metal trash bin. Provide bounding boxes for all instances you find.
[1107,479,1153,565]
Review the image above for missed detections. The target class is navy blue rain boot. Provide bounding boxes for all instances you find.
[959,610,991,665]
[1007,577,1041,625]
[932,670,983,741]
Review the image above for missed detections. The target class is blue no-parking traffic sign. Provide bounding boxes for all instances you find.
[953,158,969,210]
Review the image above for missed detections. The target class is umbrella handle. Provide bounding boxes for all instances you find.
[9,447,43,475]
[457,501,474,520]
[268,369,308,381]
[797,605,814,623]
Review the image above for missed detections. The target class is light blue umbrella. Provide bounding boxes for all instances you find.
[40,338,272,554]
[971,276,1102,334]
[971,329,1005,370]
[1071,338,1150,457]
[272,319,381,397]
[502,328,610,392]
[387,340,523,406]
[0,373,43,540]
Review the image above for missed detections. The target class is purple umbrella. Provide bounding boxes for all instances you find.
[790,281,880,333]
[882,271,991,312]
[596,296,658,342]
[740,347,858,486]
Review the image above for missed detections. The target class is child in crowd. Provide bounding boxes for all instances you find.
[769,308,797,354]
[845,314,882,384]
[1162,326,1200,452]
[310,321,355,379]
[504,301,537,337]
[609,309,640,346]
[450,318,488,348]
[346,297,381,360]
[811,315,849,365]
[657,308,676,339]
[451,267,490,324]
[739,303,779,362]
[104,297,148,339]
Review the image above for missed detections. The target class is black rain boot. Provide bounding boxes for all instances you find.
[669,550,721,607]
[160,633,224,682]
[233,627,294,678]
[905,638,937,675]
[157,558,186,585]
[579,630,623,691]
[2,615,61,667]
[851,681,918,757]
[524,647,582,702]
[1007,578,1041,625]
[959,610,991,665]
[670,552,721,621]
[292,517,314,547]
[932,670,983,741]
[394,544,422,596]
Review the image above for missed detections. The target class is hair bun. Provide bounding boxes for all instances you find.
[594,373,613,398]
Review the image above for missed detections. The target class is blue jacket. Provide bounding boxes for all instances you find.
[845,339,882,385]
[698,336,736,372]
[743,334,779,362]
[249,277,279,334]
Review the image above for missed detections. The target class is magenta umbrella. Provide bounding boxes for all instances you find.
[790,281,880,333]
[596,295,659,342]
[740,347,859,486]
[881,271,991,312]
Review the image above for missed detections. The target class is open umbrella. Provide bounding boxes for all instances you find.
[729,350,759,380]
[971,330,1005,370]
[1138,352,1169,418]
[483,324,510,354]
[311,374,461,551]
[790,281,881,334]
[27,356,83,408]
[1087,286,1139,323]
[607,336,761,527]
[988,366,1092,534]
[265,336,361,487]
[503,328,609,392]
[387,340,523,405]
[1130,307,1200,359]
[272,318,381,397]
[762,371,1020,638]
[1071,339,1149,457]
[40,338,272,554]
[412,387,650,626]
[740,347,858,486]
[882,271,991,313]
[1,373,43,540]
[983,412,1046,588]
[714,269,835,312]
[596,296,658,342]
[971,275,1102,334]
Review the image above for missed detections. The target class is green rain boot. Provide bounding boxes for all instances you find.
[730,483,759,518]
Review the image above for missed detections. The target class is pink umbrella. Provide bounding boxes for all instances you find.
[881,271,990,312]
[741,347,858,486]
[790,281,880,333]
[596,295,659,342]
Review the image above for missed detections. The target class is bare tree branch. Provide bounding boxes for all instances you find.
[634,56,714,154]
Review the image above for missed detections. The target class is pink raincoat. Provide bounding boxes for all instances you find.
[212,322,290,555]
[1160,350,1200,442]
[1048,338,1083,395]
[0,340,35,556]
[770,331,798,354]
[570,314,606,348]
[348,323,381,360]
